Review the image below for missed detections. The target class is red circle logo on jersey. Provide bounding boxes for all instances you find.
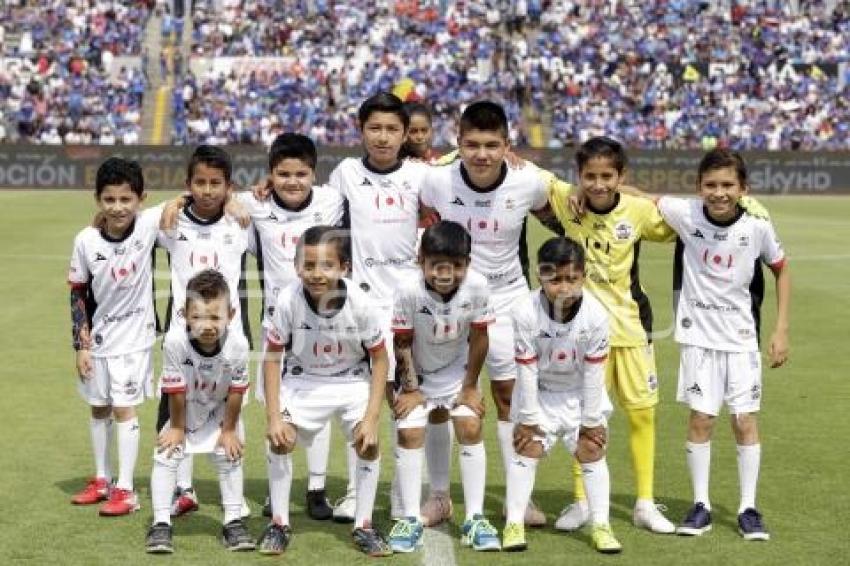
[478,221,487,229]
[386,197,395,205]
[119,268,128,276]
[323,345,332,353]
[713,255,721,264]
[558,352,567,360]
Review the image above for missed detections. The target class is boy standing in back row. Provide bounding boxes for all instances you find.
[656,149,790,541]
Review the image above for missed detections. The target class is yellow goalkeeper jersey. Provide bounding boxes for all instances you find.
[549,183,675,347]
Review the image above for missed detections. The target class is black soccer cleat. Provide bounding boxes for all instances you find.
[145,522,174,554]
[306,489,333,521]
[257,523,293,555]
[222,519,256,551]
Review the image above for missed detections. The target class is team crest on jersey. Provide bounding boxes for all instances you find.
[313,212,323,222]
[132,239,144,251]
[503,197,516,210]
[223,234,234,246]
[737,234,750,247]
[614,220,634,240]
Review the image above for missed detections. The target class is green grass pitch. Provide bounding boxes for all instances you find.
[0,191,847,565]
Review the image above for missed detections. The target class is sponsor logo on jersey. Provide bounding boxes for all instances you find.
[418,306,433,315]
[691,229,705,239]
[681,317,692,328]
[297,322,313,330]
[363,256,412,268]
[360,177,373,186]
[713,232,728,241]
[474,199,492,208]
[593,221,606,230]
[614,220,634,240]
[94,252,107,261]
[267,211,278,221]
[183,358,194,366]
[686,383,702,396]
[177,232,189,241]
[451,197,465,206]
[189,251,219,269]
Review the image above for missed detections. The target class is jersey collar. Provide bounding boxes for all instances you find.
[303,279,348,318]
[424,279,460,304]
[585,192,620,216]
[702,204,745,227]
[459,162,508,194]
[99,218,136,243]
[189,332,226,357]
[185,199,225,225]
[541,290,583,324]
[272,187,313,212]
[362,155,403,175]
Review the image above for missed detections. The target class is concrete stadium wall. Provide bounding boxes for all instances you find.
[0,145,848,194]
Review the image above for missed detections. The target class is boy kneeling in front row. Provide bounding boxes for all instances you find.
[146,270,254,553]
[504,236,622,554]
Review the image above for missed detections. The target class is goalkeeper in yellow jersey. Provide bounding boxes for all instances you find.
[545,137,678,534]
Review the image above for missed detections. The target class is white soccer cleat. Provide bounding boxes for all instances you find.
[332,489,357,523]
[554,500,589,531]
[633,500,676,534]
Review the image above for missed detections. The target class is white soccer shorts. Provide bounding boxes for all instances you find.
[676,344,763,416]
[78,349,153,407]
[487,290,526,382]
[279,377,369,445]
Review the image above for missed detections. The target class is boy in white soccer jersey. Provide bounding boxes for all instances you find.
[157,145,252,517]
[506,236,621,554]
[655,149,790,541]
[388,221,500,553]
[326,92,429,521]
[68,158,160,516]
[257,225,392,557]
[418,101,556,526]
[239,133,345,521]
[145,270,254,553]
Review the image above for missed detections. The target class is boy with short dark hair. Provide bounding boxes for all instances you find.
[419,100,555,526]
[506,236,621,554]
[656,149,790,541]
[68,157,160,516]
[258,225,392,557]
[145,269,254,554]
[389,220,500,553]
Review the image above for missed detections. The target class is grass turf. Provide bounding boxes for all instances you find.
[0,191,847,565]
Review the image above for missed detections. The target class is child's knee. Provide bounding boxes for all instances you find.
[517,440,544,459]
[397,427,425,449]
[453,417,482,444]
[91,405,111,419]
[730,412,759,443]
[688,410,716,441]
[575,437,605,463]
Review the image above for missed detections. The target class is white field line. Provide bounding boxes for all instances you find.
[421,522,457,566]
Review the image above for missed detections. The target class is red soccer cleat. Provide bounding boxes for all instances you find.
[71,477,110,505]
[99,487,140,516]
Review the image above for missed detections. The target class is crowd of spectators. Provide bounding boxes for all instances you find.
[174,0,529,146]
[1,1,849,150]
[536,0,850,150]
[0,1,151,143]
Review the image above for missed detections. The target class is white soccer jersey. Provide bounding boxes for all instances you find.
[159,329,250,451]
[158,207,251,337]
[420,162,549,295]
[512,290,610,428]
[657,197,786,352]
[391,269,494,376]
[68,206,162,358]
[264,279,385,381]
[237,187,345,318]
[512,289,610,390]
[328,157,426,303]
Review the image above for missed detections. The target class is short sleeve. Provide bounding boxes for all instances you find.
[655,196,691,237]
[471,283,495,329]
[244,225,258,257]
[419,168,438,208]
[635,197,676,243]
[530,170,550,211]
[68,232,89,286]
[227,337,250,393]
[512,303,538,365]
[758,220,786,269]
[263,294,290,347]
[359,305,386,352]
[160,336,188,394]
[391,286,415,334]
[583,317,610,364]
[328,163,346,197]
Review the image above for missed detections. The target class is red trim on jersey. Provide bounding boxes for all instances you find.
[367,339,386,353]
[161,385,187,394]
[68,281,87,289]
[584,354,608,364]
[515,356,537,365]
[228,384,250,394]
[391,327,414,335]
[471,320,493,329]
[769,257,786,271]
[265,335,284,348]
